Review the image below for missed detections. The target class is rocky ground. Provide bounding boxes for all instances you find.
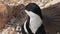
[0,3,27,34]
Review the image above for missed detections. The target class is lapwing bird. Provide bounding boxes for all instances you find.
[21,3,46,34]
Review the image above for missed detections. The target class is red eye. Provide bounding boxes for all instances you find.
[25,8,30,11]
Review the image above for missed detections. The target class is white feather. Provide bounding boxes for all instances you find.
[24,20,29,34]
[25,10,42,34]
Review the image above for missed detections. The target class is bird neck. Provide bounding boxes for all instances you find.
[25,10,42,34]
[28,13,42,34]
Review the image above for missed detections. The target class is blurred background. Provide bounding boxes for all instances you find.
[0,0,60,34]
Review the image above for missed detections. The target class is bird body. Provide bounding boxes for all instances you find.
[22,3,46,34]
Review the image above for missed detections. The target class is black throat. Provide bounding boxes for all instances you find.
[26,16,33,34]
[21,16,33,34]
[22,16,46,34]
